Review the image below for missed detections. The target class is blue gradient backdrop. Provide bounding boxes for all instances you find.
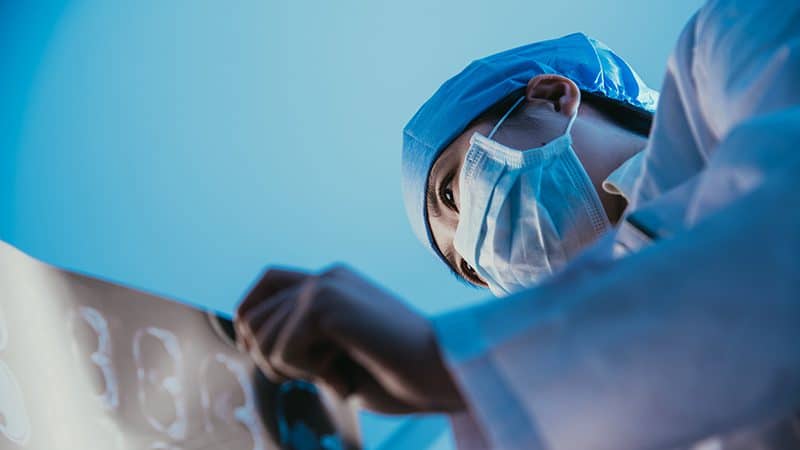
[0,1,703,448]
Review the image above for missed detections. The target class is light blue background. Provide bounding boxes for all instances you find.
[0,0,702,448]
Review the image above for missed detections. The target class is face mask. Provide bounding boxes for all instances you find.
[453,96,610,296]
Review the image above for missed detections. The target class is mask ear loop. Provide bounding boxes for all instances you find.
[487,96,526,140]
[564,107,579,137]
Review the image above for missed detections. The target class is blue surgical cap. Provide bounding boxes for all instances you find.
[401,32,658,263]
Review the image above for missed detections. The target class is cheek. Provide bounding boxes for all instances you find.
[429,214,458,252]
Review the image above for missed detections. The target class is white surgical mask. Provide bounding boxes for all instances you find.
[453,96,610,296]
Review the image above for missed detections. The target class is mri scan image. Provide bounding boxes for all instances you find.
[0,241,360,450]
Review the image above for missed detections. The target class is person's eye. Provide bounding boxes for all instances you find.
[439,172,458,213]
[460,259,484,286]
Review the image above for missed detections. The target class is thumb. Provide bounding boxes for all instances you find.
[316,352,418,414]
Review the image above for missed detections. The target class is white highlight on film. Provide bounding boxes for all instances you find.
[200,353,267,450]
[133,327,189,442]
[69,306,120,410]
[0,305,32,446]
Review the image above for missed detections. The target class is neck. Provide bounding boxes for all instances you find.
[571,103,649,223]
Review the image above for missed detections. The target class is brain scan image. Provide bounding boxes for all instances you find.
[0,242,360,450]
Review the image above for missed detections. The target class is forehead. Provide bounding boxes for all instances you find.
[429,134,466,180]
[428,121,492,182]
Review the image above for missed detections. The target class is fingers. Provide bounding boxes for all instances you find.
[236,267,307,320]
[265,278,335,382]
[239,275,354,395]
[234,263,425,412]
[236,290,289,352]
[234,267,309,350]
[319,354,417,414]
[319,264,359,284]
[312,351,355,399]
[237,274,329,384]
[265,275,413,411]
[246,292,296,382]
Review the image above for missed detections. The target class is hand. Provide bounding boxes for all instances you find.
[234,265,466,414]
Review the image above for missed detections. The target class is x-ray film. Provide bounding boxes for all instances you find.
[0,241,360,450]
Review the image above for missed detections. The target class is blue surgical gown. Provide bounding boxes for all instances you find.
[433,0,800,448]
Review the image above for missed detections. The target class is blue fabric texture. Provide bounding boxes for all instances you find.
[401,32,659,262]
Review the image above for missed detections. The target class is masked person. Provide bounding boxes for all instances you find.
[235,0,800,448]
[401,33,657,296]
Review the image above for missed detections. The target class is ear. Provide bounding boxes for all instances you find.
[525,74,581,117]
